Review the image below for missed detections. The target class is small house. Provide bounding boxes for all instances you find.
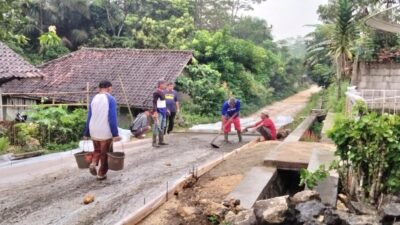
[0,41,44,120]
[2,48,193,123]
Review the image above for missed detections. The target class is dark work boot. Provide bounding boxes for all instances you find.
[224,134,229,143]
[152,134,160,148]
[237,131,243,143]
[159,133,168,145]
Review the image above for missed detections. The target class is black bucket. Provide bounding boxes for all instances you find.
[107,152,125,171]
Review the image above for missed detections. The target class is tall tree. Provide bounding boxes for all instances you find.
[330,0,356,98]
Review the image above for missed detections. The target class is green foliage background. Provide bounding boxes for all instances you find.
[0,0,307,118]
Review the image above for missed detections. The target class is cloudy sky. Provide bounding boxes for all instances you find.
[246,0,329,40]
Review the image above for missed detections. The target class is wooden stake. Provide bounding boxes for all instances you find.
[86,82,90,110]
[117,74,134,123]
[0,91,3,121]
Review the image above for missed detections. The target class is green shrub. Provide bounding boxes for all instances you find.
[328,108,400,204]
[0,137,10,153]
[28,106,87,146]
[10,106,88,153]
[299,165,329,189]
[12,123,40,146]
[323,81,348,113]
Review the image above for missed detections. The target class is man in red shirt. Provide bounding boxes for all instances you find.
[243,111,276,141]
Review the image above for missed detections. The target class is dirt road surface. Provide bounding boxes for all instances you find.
[0,86,319,225]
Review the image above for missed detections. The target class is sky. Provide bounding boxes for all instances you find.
[245,0,329,40]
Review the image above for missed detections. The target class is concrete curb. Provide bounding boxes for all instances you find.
[115,139,259,225]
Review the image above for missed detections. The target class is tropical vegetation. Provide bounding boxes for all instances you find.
[0,0,307,119]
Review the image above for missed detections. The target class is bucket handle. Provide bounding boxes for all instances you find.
[110,139,124,153]
[83,139,89,152]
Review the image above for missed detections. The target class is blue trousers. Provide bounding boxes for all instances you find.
[153,113,166,135]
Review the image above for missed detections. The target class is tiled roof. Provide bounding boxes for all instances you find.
[0,42,43,82]
[3,48,192,108]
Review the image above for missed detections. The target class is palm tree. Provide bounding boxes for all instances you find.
[306,0,356,98]
[330,0,356,98]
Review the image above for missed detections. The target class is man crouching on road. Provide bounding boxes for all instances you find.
[130,109,151,139]
[83,80,121,180]
[243,111,277,141]
[221,97,242,143]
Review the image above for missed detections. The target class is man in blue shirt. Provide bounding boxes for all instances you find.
[152,80,168,147]
[165,82,180,134]
[221,97,242,143]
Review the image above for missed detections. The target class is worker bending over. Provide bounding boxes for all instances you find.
[221,97,242,143]
[243,111,277,141]
[130,109,151,139]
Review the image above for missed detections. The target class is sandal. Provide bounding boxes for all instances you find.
[89,164,97,176]
[96,175,107,180]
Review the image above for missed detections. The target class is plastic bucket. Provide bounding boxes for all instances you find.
[107,152,125,171]
[74,151,91,169]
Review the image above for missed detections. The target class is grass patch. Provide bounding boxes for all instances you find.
[45,142,79,152]
[323,81,348,113]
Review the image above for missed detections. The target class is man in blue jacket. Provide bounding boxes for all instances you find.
[152,80,168,147]
[84,80,121,180]
[221,97,242,143]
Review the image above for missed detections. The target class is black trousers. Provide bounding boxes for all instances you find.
[165,112,176,134]
[256,126,273,140]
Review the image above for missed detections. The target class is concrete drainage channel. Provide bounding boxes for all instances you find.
[116,138,259,225]
[119,111,338,224]
[227,111,338,210]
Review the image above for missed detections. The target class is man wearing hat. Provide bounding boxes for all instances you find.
[243,111,277,141]
[221,97,242,143]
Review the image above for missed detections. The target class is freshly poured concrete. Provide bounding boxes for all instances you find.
[263,142,335,170]
[226,167,277,209]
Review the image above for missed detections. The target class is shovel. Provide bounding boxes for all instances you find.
[210,113,237,148]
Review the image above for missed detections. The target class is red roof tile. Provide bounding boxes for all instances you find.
[3,48,192,108]
[0,42,43,82]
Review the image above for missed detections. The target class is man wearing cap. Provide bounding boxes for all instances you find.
[243,111,277,141]
[221,97,242,143]
[164,82,180,134]
[84,80,121,180]
[152,80,168,147]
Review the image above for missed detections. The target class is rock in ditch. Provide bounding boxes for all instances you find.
[177,206,201,219]
[224,209,256,225]
[295,200,325,223]
[336,199,349,212]
[291,190,321,205]
[350,201,377,215]
[223,198,241,208]
[335,211,381,225]
[254,195,290,224]
[204,201,229,217]
[323,208,343,225]
[382,202,400,221]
